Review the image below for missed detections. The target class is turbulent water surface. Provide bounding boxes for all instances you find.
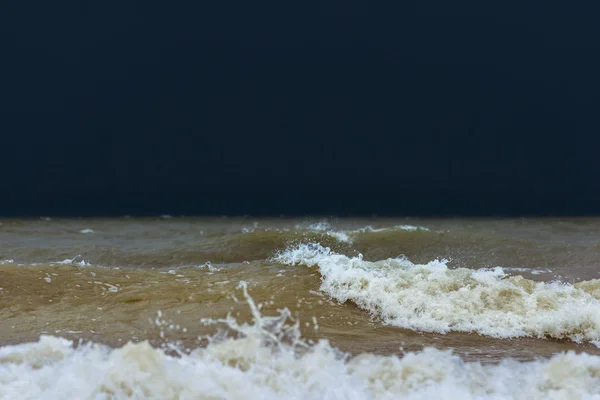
[2,217,600,399]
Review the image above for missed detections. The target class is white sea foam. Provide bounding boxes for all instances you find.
[1,258,91,268]
[396,224,430,232]
[297,221,332,231]
[502,267,553,275]
[241,222,260,233]
[196,261,223,272]
[275,244,600,344]
[297,222,431,244]
[52,256,91,267]
[326,231,352,243]
[3,283,600,400]
[239,221,430,244]
[350,225,430,233]
[79,229,94,234]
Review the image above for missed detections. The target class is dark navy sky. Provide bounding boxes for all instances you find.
[1,1,599,216]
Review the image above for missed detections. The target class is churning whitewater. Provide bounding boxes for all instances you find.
[3,283,600,400]
[276,243,600,344]
[3,217,600,399]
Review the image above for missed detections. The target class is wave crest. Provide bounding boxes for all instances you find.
[274,244,600,344]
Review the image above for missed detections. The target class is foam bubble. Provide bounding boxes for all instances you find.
[275,244,600,344]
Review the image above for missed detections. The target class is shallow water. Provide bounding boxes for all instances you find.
[2,217,600,398]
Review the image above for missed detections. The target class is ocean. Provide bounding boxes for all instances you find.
[2,217,600,399]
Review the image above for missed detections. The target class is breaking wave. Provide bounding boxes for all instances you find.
[3,282,600,399]
[292,221,431,244]
[275,244,600,344]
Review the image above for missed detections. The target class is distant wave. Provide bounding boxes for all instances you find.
[0,257,91,267]
[2,283,600,399]
[291,221,431,243]
[275,243,600,345]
